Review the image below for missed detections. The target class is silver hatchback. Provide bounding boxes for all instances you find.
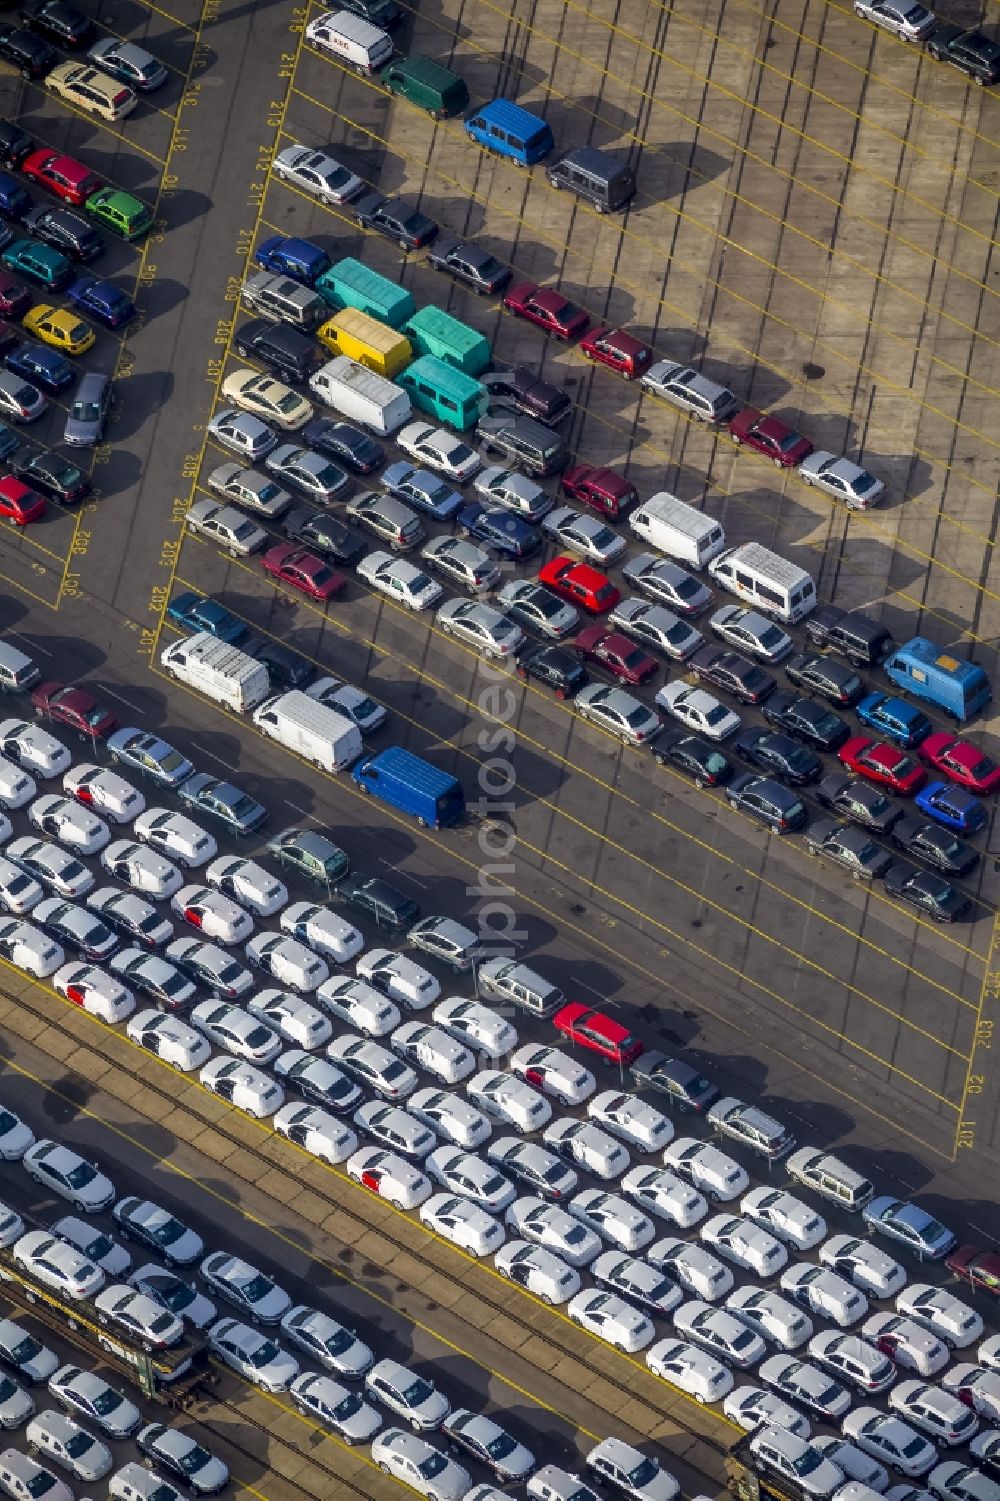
[63,372,110,447]
[420,536,499,595]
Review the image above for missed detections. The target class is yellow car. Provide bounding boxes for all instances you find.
[23,305,95,356]
[220,369,313,431]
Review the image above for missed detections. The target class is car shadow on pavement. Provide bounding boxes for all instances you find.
[137,276,188,323]
[35,633,108,674]
[104,371,175,441]
[162,188,212,231]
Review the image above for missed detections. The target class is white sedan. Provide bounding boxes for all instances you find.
[419,1195,505,1258]
[821,1234,907,1299]
[673,1301,767,1369]
[200,1252,291,1326]
[862,1313,951,1377]
[0,720,70,779]
[467,1070,552,1133]
[656,682,741,740]
[94,1286,183,1349]
[0,856,42,915]
[396,422,482,483]
[390,1022,476,1084]
[587,1090,673,1152]
[0,1108,32,1160]
[281,901,363,964]
[101,840,182,900]
[648,1237,734,1301]
[781,1263,869,1327]
[896,1285,983,1349]
[511,1044,595,1106]
[29,795,109,855]
[495,1240,581,1303]
[592,1251,682,1317]
[622,1164,706,1227]
[544,1120,631,1181]
[13,1231,103,1300]
[426,1146,515,1213]
[724,1386,810,1435]
[208,1319,298,1392]
[127,1010,210,1071]
[432,997,517,1060]
[569,1189,655,1253]
[354,1102,436,1160]
[171,885,253,945]
[357,552,443,611]
[52,962,134,1023]
[646,1338,733,1402]
[369,1429,468,1501]
[808,1330,896,1395]
[436,599,524,660]
[568,1289,655,1353]
[205,855,288,917]
[741,1187,827,1251]
[272,143,362,205]
[504,1197,602,1267]
[110,1197,201,1267]
[841,1409,938,1478]
[7,839,92,900]
[246,932,329,992]
[273,1102,357,1165]
[280,1305,372,1380]
[199,1057,285,1119]
[408,1088,491,1150]
[726,1287,813,1351]
[542,507,627,565]
[0,917,62,977]
[702,1216,788,1277]
[346,1146,432,1209]
[355,950,440,1012]
[189,1001,282,1066]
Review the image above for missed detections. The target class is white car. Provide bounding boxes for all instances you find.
[622,1164,706,1227]
[21,1140,113,1211]
[542,507,627,564]
[281,902,362,965]
[289,1370,382,1445]
[0,917,61,976]
[29,795,109,855]
[808,1330,896,1394]
[782,1264,869,1327]
[356,949,440,1012]
[6,840,91,900]
[369,1428,468,1501]
[200,1252,291,1326]
[25,1410,110,1481]
[0,721,70,779]
[437,599,524,660]
[504,1197,602,1267]
[0,856,42,915]
[357,552,443,611]
[366,1359,450,1432]
[397,423,482,482]
[347,1146,432,1208]
[52,962,134,1023]
[207,1319,298,1392]
[12,1231,103,1301]
[821,1235,907,1299]
[609,597,704,662]
[274,1050,362,1115]
[93,1286,183,1350]
[568,1289,655,1352]
[646,1338,733,1402]
[896,1286,983,1349]
[47,1365,139,1439]
[408,1088,490,1150]
[568,1189,655,1253]
[747,1430,843,1498]
[247,991,331,1051]
[199,1057,285,1118]
[318,976,399,1037]
[0,1321,57,1383]
[354,1102,436,1160]
[486,1137,578,1201]
[842,1409,938,1478]
[273,1102,357,1165]
[306,676,388,736]
[587,1091,673,1152]
[812,1437,888,1491]
[727,1287,813,1351]
[495,1239,581,1303]
[280,1305,372,1380]
[0,1206,22,1249]
[390,1021,476,1085]
[170,885,253,945]
[926,1463,997,1501]
[432,998,517,1060]
[511,1044,595,1106]
[545,1120,631,1182]
[888,1381,978,1448]
[0,1452,70,1501]
[0,1108,31,1161]
[863,1313,950,1377]
[101,840,182,900]
[86,887,172,948]
[702,1215,788,1277]
[111,1197,201,1267]
[126,1010,209,1071]
[185,498,267,555]
[798,451,885,509]
[663,1137,750,1201]
[419,1195,505,1258]
[941,1366,1000,1424]
[674,1301,767,1369]
[656,682,741,740]
[133,809,217,868]
[0,755,34,811]
[272,143,362,205]
[467,1070,552,1133]
[205,856,287,917]
[741,1187,827,1251]
[724,1387,810,1436]
[758,1355,852,1420]
[50,1216,129,1276]
[592,1250,683,1317]
[648,1237,734,1301]
[246,932,328,992]
[189,1000,282,1066]
[426,1146,515,1213]
[328,1034,418,1100]
[63,763,144,824]
[978,1334,1000,1370]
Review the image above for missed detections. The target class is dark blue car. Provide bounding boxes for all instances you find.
[0,172,30,220]
[914,779,988,835]
[254,235,331,287]
[456,502,541,561]
[166,591,250,645]
[66,275,135,327]
[5,340,72,394]
[381,462,462,521]
[855,691,932,748]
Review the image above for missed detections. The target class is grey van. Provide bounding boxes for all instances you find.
[241,271,325,331]
[0,642,39,693]
[476,414,568,477]
[64,371,112,447]
[546,145,636,213]
[475,958,564,1019]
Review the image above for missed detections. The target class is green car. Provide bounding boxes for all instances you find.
[83,187,153,242]
[1,239,71,291]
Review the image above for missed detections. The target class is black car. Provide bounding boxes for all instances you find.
[732,726,820,785]
[816,772,902,833]
[257,639,313,690]
[515,644,587,699]
[804,604,894,668]
[12,448,89,503]
[34,901,115,959]
[283,505,367,567]
[0,318,20,357]
[927,24,1000,84]
[0,123,33,169]
[883,860,972,923]
[630,1050,719,1112]
[426,235,511,295]
[302,416,383,473]
[653,727,731,787]
[353,191,438,251]
[689,647,776,705]
[234,318,318,385]
[480,364,573,425]
[0,24,56,76]
[726,772,808,833]
[275,1053,362,1114]
[22,204,101,262]
[891,816,980,878]
[762,692,850,752]
[783,651,864,707]
[803,818,893,881]
[177,773,268,836]
[334,872,419,933]
[19,0,93,45]
[266,828,350,887]
[0,172,30,221]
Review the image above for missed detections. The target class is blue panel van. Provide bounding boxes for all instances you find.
[884,636,992,723]
[352,745,465,827]
[464,99,554,166]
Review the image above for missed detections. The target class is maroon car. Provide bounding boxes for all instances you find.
[574,626,657,685]
[502,282,589,341]
[31,682,118,737]
[945,1243,1000,1298]
[261,543,346,601]
[0,274,30,319]
[728,407,813,468]
[579,327,652,380]
[561,463,637,520]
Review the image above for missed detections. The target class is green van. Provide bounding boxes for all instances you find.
[380,55,469,119]
[84,187,153,242]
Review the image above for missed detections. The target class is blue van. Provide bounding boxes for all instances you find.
[352,746,465,827]
[884,636,992,723]
[464,99,554,166]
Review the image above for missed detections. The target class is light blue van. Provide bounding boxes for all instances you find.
[464,99,554,166]
[883,636,992,722]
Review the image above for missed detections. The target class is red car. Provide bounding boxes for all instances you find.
[944,1243,1000,1297]
[0,274,30,320]
[261,543,346,601]
[539,556,620,615]
[553,1003,644,1066]
[574,626,657,685]
[579,327,652,379]
[20,150,101,206]
[838,736,926,795]
[30,682,118,737]
[920,731,1000,795]
[728,407,813,468]
[502,282,589,341]
[0,476,44,525]
[560,463,637,520]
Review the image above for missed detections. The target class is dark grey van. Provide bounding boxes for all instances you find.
[547,145,636,213]
[64,371,112,447]
[476,413,569,477]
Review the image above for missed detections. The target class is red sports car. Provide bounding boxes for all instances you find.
[261,544,346,601]
[579,327,652,379]
[553,1003,644,1066]
[0,476,44,525]
[502,282,590,341]
[560,463,637,520]
[728,407,813,468]
[838,736,926,795]
[20,150,101,206]
[31,682,118,737]
[574,626,657,685]
[944,1243,1000,1297]
[920,731,1000,795]
[538,556,620,615]
[0,274,31,320]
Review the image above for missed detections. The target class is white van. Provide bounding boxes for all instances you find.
[629,492,725,569]
[0,642,40,693]
[309,357,412,436]
[708,542,816,624]
[305,9,393,73]
[253,690,362,773]
[160,633,271,713]
[63,764,144,824]
[316,974,400,1036]
[0,754,34,810]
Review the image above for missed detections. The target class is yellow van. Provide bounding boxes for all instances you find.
[315,307,411,379]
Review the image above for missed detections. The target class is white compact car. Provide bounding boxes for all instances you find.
[505,1197,602,1268]
[702,1215,789,1277]
[347,1146,432,1209]
[52,962,134,1023]
[663,1138,749,1202]
[6,840,91,900]
[808,1330,896,1395]
[199,1057,285,1119]
[22,1140,113,1211]
[0,856,42,916]
[0,917,61,977]
[289,1369,382,1445]
[622,1164,706,1227]
[432,997,517,1060]
[273,1102,357,1165]
[467,1071,552,1133]
[29,795,109,855]
[0,1321,56,1382]
[568,1289,655,1353]
[741,1187,826,1251]
[101,840,182,900]
[13,1230,104,1300]
[587,1091,673,1153]
[327,1034,418,1101]
[511,1045,595,1106]
[280,1305,373,1380]
[724,1387,810,1436]
[281,902,363,964]
[673,1301,767,1370]
[426,1147,515,1213]
[46,1367,139,1438]
[0,1108,32,1161]
[862,1313,950,1377]
[746,1430,842,1498]
[646,1338,733,1402]
[200,1252,291,1326]
[369,1428,468,1501]
[0,720,70,779]
[207,1319,298,1392]
[390,1021,476,1085]
[133,809,217,868]
[317,976,400,1037]
[727,1287,813,1351]
[171,885,253,945]
[63,763,144,824]
[273,1051,362,1116]
[419,1195,505,1259]
[821,1235,907,1299]
[247,991,331,1052]
[648,1238,735,1302]
[356,950,440,1012]
[545,1120,631,1182]
[0,754,34,811]
[758,1355,852,1421]
[841,1409,938,1478]
[495,1239,581,1303]
[50,1216,129,1277]
[86,887,172,948]
[354,1102,436,1160]
[895,1286,983,1349]
[397,422,482,482]
[246,932,329,992]
[126,1010,209,1071]
[568,1190,655,1253]
[592,1251,683,1319]
[189,1001,282,1066]
[811,1437,888,1491]
[205,855,288,917]
[408,1089,490,1150]
[0,1451,72,1501]
[781,1263,870,1327]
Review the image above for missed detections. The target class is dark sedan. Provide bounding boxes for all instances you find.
[22,205,101,262]
[890,816,979,878]
[732,727,821,785]
[762,692,850,752]
[803,818,893,881]
[353,192,438,251]
[12,448,90,503]
[883,861,972,923]
[815,773,903,833]
[31,682,117,737]
[653,728,732,787]
[456,502,542,561]
[334,871,420,933]
[630,1050,719,1112]
[426,235,511,295]
[515,644,587,699]
[726,773,808,833]
[282,506,367,567]
[5,342,72,394]
[177,773,267,836]
[19,0,94,47]
[689,647,776,705]
[302,416,383,473]
[783,651,864,707]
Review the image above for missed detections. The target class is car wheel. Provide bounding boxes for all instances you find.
[398,238,410,251]
[773,456,784,469]
[694,1392,706,1403]
[378,1463,391,1475]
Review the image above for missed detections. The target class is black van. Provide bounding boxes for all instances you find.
[804,605,895,669]
[547,145,636,213]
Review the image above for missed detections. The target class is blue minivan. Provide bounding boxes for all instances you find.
[352,746,465,827]
[464,99,554,166]
[884,637,992,723]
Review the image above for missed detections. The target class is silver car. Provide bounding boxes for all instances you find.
[185,499,267,556]
[357,552,442,610]
[47,1364,140,1438]
[289,1372,381,1444]
[798,451,885,509]
[207,462,292,518]
[853,0,937,41]
[420,536,499,595]
[437,599,524,659]
[365,1358,450,1431]
[496,579,578,640]
[609,597,703,661]
[543,506,627,564]
[575,684,662,747]
[265,443,350,504]
[640,359,738,422]
[272,144,362,205]
[207,407,277,461]
[709,605,793,663]
[621,553,712,616]
[87,36,168,89]
[474,466,552,521]
[280,1305,372,1378]
[207,1319,298,1392]
[0,371,46,424]
[25,1410,110,1481]
[62,372,109,446]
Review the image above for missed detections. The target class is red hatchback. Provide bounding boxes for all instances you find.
[502,282,590,341]
[579,327,652,380]
[539,556,620,615]
[20,150,101,206]
[838,736,926,795]
[944,1243,1000,1298]
[561,463,637,520]
[574,626,657,685]
[0,274,30,320]
[553,1003,644,1066]
[728,407,813,468]
[920,732,1000,795]
[0,476,44,524]
[31,682,118,737]
[261,543,346,601]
